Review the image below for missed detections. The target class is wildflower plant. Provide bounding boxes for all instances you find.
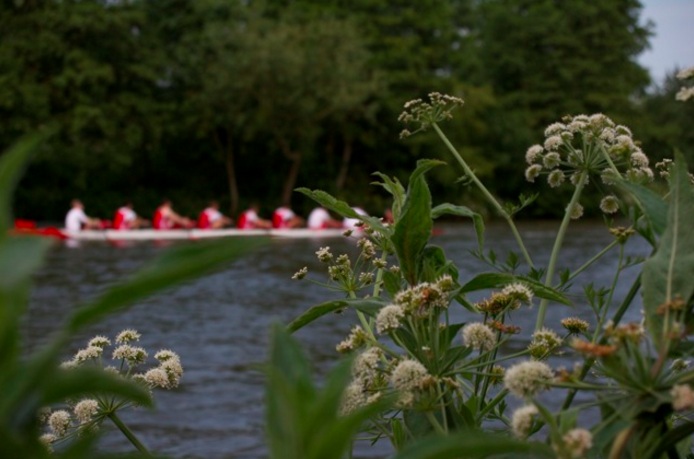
[39,331,184,452]
[284,93,694,458]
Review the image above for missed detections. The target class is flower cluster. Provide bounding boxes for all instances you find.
[462,323,497,351]
[504,361,554,398]
[42,330,184,449]
[676,66,694,102]
[525,114,652,216]
[373,276,454,335]
[527,328,562,359]
[475,283,534,315]
[398,92,464,138]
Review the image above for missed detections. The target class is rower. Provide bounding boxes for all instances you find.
[272,205,304,229]
[153,199,193,230]
[113,202,149,230]
[237,203,272,229]
[307,207,342,230]
[65,199,101,231]
[198,201,233,229]
[343,207,368,230]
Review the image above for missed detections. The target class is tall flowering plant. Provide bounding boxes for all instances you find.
[287,92,694,458]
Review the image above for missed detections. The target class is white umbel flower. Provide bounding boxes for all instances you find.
[74,399,99,423]
[502,283,533,304]
[339,381,367,416]
[543,152,561,169]
[353,347,382,382]
[569,203,584,220]
[525,164,542,183]
[144,368,170,389]
[562,428,593,458]
[504,361,553,398]
[511,405,538,439]
[599,195,619,214]
[154,349,180,362]
[526,145,544,164]
[39,433,57,451]
[116,329,141,344]
[48,410,71,437]
[391,360,430,392]
[544,136,563,151]
[462,323,496,351]
[375,305,405,333]
[160,359,184,388]
[672,384,694,411]
[677,66,694,80]
[88,336,111,348]
[547,170,565,188]
[74,346,103,363]
[316,246,333,262]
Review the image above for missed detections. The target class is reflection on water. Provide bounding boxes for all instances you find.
[24,221,649,458]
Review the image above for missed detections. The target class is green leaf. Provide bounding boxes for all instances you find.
[69,238,266,332]
[382,270,403,297]
[431,203,485,252]
[390,432,553,459]
[642,153,694,343]
[461,272,572,305]
[287,298,386,333]
[420,245,459,283]
[372,172,406,220]
[0,133,50,234]
[392,160,440,285]
[0,236,54,291]
[616,180,667,236]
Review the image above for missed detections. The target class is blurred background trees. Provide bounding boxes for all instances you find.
[1,0,689,221]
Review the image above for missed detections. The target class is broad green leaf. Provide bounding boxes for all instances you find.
[0,132,50,234]
[649,421,694,459]
[420,245,459,283]
[372,172,406,220]
[408,159,446,184]
[390,432,553,459]
[295,188,387,233]
[431,203,485,252]
[0,236,54,290]
[616,180,667,236]
[382,269,403,297]
[287,298,386,333]
[392,160,440,285]
[461,272,571,305]
[69,238,266,332]
[642,153,694,343]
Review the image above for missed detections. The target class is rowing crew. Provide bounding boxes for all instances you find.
[65,199,377,232]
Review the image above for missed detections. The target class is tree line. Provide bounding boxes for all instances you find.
[1,0,691,222]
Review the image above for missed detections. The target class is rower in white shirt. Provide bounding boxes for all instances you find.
[65,199,101,231]
[307,207,342,230]
[343,207,368,230]
[197,201,233,229]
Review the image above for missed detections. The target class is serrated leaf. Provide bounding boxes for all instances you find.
[372,172,406,220]
[642,153,694,344]
[461,272,571,305]
[431,203,485,252]
[295,188,387,233]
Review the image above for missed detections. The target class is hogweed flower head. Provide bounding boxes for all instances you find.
[316,246,333,262]
[511,405,538,439]
[528,328,562,359]
[391,359,431,392]
[74,399,99,423]
[39,433,57,452]
[395,282,448,315]
[116,329,140,344]
[599,195,620,214]
[155,349,180,362]
[88,336,111,348]
[561,317,589,334]
[502,283,533,305]
[677,66,694,81]
[504,361,554,398]
[358,272,374,285]
[436,274,455,291]
[353,347,382,383]
[462,323,496,351]
[144,368,170,389]
[676,86,694,102]
[672,384,694,411]
[558,429,593,459]
[74,346,103,363]
[292,267,308,280]
[48,410,71,437]
[336,326,367,353]
[398,92,464,137]
[376,304,405,334]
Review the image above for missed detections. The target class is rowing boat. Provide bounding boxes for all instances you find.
[60,228,350,241]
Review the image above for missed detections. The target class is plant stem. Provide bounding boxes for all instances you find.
[535,171,587,331]
[108,412,151,455]
[372,250,389,298]
[565,239,619,283]
[477,389,508,421]
[432,123,535,269]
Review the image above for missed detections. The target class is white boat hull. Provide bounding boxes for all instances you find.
[62,228,349,241]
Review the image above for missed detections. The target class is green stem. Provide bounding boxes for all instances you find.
[432,123,534,269]
[477,389,508,421]
[108,412,151,455]
[594,244,624,340]
[535,171,587,331]
[565,239,619,283]
[372,250,389,298]
[425,410,446,435]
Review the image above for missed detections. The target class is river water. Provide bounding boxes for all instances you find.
[24,221,649,458]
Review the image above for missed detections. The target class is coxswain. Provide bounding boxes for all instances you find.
[153,199,193,230]
[307,207,342,230]
[113,202,149,230]
[237,203,272,229]
[65,199,101,231]
[197,201,233,229]
[343,207,368,230]
[272,205,304,229]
